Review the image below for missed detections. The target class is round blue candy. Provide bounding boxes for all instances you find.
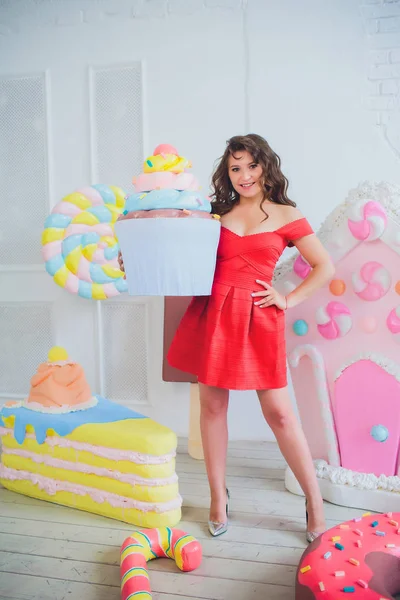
[293,319,309,336]
[370,424,389,443]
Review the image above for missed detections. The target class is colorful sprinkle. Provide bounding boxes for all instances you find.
[356,540,363,548]
[386,543,395,548]
[354,529,363,536]
[375,530,385,536]
[335,543,345,551]
[323,551,332,559]
[146,160,153,167]
[122,210,128,215]
[397,528,400,535]
[339,524,350,529]
[389,520,398,526]
[353,517,362,522]
[331,536,341,542]
[318,581,325,592]
[343,586,355,593]
[300,565,311,574]
[349,558,360,566]
[334,571,345,577]
[362,512,371,517]
[387,512,393,518]
[371,520,379,527]
[139,194,146,199]
[357,579,368,589]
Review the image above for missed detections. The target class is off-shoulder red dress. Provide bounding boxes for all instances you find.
[167,217,313,390]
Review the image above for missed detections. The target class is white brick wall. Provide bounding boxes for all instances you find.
[361,0,400,158]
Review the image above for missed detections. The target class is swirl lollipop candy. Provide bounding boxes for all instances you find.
[316,301,352,340]
[352,261,391,301]
[347,199,387,241]
[42,184,128,300]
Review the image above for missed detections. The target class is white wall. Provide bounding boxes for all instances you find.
[0,0,399,440]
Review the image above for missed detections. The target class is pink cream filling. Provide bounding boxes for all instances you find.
[0,427,176,464]
[0,464,182,513]
[1,447,178,487]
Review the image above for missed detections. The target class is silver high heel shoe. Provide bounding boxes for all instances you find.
[305,500,325,544]
[208,488,230,537]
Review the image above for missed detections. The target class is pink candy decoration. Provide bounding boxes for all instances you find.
[348,200,387,241]
[316,301,352,340]
[352,261,391,301]
[153,143,178,156]
[360,316,378,334]
[387,306,400,336]
[293,255,311,279]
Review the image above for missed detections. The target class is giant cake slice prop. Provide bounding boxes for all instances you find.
[0,347,182,527]
[115,144,221,296]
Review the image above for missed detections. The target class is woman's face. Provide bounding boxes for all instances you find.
[227,151,264,198]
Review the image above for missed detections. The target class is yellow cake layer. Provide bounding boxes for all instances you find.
[2,454,178,502]
[1,433,176,479]
[1,418,177,455]
[1,478,181,528]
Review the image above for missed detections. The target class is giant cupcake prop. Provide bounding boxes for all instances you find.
[115,144,221,296]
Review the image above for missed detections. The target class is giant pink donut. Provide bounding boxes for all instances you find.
[316,301,352,340]
[352,261,391,301]
[347,200,387,241]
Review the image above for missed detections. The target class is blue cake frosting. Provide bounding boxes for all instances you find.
[0,396,145,445]
[124,189,212,213]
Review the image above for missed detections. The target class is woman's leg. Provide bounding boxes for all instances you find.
[199,383,230,522]
[257,387,325,533]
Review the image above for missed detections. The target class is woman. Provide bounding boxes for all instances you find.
[167,134,334,542]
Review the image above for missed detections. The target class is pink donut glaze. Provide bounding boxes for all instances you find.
[348,200,387,241]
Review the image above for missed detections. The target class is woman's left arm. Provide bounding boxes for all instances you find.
[285,234,335,309]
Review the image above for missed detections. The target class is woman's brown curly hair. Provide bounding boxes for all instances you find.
[211,133,296,218]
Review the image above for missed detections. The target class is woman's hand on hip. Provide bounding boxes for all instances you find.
[252,280,287,310]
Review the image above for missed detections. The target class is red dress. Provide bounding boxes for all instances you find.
[167,217,313,390]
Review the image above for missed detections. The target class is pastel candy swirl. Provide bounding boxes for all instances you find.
[316,301,352,339]
[42,185,128,300]
[134,171,200,193]
[352,261,391,301]
[387,306,400,343]
[348,199,387,241]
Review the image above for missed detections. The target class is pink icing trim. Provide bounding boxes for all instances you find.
[0,427,176,464]
[0,464,182,513]
[134,172,200,193]
[1,447,178,486]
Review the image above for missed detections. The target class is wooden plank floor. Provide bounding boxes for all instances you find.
[0,440,364,600]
